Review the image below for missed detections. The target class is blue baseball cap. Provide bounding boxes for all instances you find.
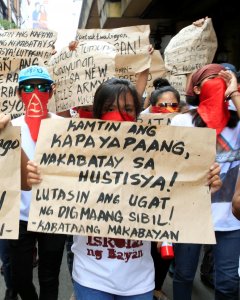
[18,66,53,84]
[220,63,237,74]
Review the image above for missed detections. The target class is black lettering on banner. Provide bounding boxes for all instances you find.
[0,139,20,156]
[0,191,6,210]
[128,124,156,137]
[0,224,5,236]
[58,206,78,219]
[96,192,120,204]
[39,206,53,216]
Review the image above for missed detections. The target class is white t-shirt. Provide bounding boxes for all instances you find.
[12,113,61,221]
[171,112,240,231]
[72,236,154,296]
[141,107,151,114]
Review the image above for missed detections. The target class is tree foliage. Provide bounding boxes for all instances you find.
[0,19,17,30]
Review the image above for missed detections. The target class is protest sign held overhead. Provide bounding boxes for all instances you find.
[164,18,217,75]
[28,118,216,244]
[49,40,116,112]
[145,50,167,95]
[166,74,188,102]
[115,50,166,96]
[0,125,21,239]
[0,29,57,117]
[76,25,151,74]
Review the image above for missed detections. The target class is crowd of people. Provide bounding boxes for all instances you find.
[0,19,240,300]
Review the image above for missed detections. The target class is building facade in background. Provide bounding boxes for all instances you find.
[0,0,20,28]
[78,0,240,69]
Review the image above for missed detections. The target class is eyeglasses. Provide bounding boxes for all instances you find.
[20,83,52,93]
[158,103,179,108]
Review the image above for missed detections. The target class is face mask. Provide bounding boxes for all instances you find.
[78,108,93,119]
[22,90,49,141]
[151,105,179,114]
[101,111,135,122]
[198,77,229,135]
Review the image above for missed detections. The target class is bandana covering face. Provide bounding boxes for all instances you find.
[186,64,225,97]
[101,111,135,122]
[151,105,179,114]
[22,90,49,141]
[197,77,230,135]
[78,108,93,119]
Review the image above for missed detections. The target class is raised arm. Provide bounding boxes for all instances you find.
[219,70,240,118]
[135,45,154,97]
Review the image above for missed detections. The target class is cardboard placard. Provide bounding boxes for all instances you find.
[76,25,151,74]
[0,125,21,239]
[48,41,116,112]
[164,18,217,75]
[28,118,216,244]
[0,29,57,60]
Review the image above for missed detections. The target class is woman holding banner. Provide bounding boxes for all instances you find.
[26,76,222,300]
[171,65,240,300]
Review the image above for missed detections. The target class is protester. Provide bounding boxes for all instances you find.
[142,78,171,113]
[147,85,180,114]
[26,75,222,300]
[145,85,182,300]
[9,66,66,300]
[171,64,240,300]
[200,61,240,290]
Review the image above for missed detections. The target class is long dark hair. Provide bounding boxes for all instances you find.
[93,78,142,119]
[186,94,239,128]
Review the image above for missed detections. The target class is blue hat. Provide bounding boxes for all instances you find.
[220,63,237,74]
[18,66,53,84]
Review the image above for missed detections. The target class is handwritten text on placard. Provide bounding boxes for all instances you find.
[28,119,216,244]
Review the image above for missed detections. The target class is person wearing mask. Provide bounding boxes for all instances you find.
[142,78,171,113]
[9,66,66,300]
[146,85,181,300]
[26,76,222,300]
[171,64,240,300]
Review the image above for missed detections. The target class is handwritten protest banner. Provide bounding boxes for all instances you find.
[0,125,21,239]
[164,18,217,75]
[28,119,216,244]
[76,25,151,73]
[137,113,178,126]
[145,50,167,95]
[0,29,57,117]
[115,50,166,97]
[0,29,57,60]
[48,41,116,112]
[166,74,188,102]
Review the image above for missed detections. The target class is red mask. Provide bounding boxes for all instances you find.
[78,108,93,119]
[151,106,179,114]
[197,77,230,135]
[22,90,49,141]
[101,111,135,122]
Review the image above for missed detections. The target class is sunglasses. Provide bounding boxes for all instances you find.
[158,103,179,108]
[20,83,52,93]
